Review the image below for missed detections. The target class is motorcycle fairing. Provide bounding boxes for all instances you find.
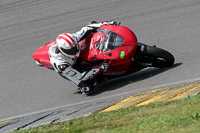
[79,25,137,60]
[32,40,56,68]
[78,25,138,73]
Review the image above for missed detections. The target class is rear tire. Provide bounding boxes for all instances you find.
[134,44,175,68]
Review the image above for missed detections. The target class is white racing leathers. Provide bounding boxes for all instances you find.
[48,22,114,86]
[49,44,100,85]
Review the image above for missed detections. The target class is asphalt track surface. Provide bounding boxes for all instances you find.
[0,0,200,120]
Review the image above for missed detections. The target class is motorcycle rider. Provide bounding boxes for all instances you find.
[49,21,117,94]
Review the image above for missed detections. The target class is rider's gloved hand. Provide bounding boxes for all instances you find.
[89,21,97,25]
[99,63,109,71]
[86,21,118,30]
[102,21,118,25]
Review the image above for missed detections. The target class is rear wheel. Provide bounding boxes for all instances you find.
[134,44,175,68]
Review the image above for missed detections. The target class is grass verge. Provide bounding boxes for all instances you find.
[14,94,200,133]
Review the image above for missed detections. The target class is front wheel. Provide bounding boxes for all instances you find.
[134,44,175,68]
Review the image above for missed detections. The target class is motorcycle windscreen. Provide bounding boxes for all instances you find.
[87,29,128,60]
[96,29,124,53]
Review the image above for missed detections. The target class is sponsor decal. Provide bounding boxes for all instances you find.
[41,61,52,67]
[119,51,125,59]
[81,41,87,50]
[141,45,145,52]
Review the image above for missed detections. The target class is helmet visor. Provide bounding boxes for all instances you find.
[60,46,79,56]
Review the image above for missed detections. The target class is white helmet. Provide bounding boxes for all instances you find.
[56,33,79,58]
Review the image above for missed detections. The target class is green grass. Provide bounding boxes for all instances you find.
[14,95,200,133]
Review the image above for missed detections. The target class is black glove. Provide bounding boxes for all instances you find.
[102,21,118,25]
[109,21,118,25]
[89,21,97,25]
[57,62,70,72]
[99,63,109,71]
